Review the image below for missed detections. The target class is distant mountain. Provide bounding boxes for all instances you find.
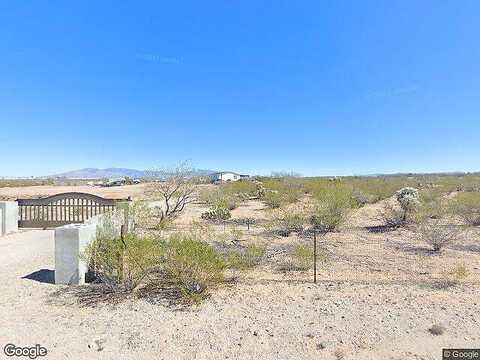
[49,168,216,179]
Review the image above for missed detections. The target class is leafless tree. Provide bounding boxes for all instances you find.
[144,162,196,225]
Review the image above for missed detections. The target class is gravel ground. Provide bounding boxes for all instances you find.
[0,186,479,359]
[0,229,478,359]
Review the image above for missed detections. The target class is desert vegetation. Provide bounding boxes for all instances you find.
[78,172,480,308]
[2,171,480,359]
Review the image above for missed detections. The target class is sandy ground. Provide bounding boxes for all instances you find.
[0,185,479,359]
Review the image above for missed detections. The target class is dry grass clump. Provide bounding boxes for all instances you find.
[417,221,463,252]
[450,192,480,226]
[434,263,469,289]
[266,206,307,237]
[281,245,314,271]
[225,244,266,270]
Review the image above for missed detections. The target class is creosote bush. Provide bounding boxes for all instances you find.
[163,233,226,299]
[84,218,229,302]
[201,188,239,210]
[263,191,285,209]
[83,221,162,292]
[309,185,353,232]
[451,192,480,226]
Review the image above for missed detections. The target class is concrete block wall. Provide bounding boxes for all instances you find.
[55,211,124,285]
[0,201,19,237]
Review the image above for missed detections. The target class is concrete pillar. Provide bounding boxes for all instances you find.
[54,222,96,285]
[0,201,19,237]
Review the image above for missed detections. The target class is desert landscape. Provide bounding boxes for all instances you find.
[1,174,479,359]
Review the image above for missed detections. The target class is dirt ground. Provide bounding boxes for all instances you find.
[0,184,479,359]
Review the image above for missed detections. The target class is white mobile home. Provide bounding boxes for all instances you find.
[210,172,249,183]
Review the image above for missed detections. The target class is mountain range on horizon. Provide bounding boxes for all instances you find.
[48,168,217,179]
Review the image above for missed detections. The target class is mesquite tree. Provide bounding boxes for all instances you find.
[145,162,196,225]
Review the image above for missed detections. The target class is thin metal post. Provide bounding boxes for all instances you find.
[313,230,317,284]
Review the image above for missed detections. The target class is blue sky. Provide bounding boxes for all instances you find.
[1,1,479,177]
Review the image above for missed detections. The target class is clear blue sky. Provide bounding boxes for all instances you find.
[1,1,479,177]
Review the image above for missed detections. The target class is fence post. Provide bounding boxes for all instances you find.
[313,229,317,284]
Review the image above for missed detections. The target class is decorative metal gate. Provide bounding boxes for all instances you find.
[17,192,130,228]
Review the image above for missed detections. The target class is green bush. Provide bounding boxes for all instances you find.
[163,233,226,299]
[450,192,480,226]
[201,188,239,210]
[259,178,304,205]
[263,191,285,209]
[290,244,314,270]
[201,205,232,222]
[83,228,162,292]
[279,244,327,272]
[225,244,266,270]
[309,185,353,232]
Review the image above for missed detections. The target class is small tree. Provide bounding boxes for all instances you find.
[145,162,196,226]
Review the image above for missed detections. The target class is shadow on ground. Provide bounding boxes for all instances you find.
[22,269,55,284]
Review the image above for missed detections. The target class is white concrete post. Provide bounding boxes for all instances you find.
[54,222,97,285]
[0,201,19,237]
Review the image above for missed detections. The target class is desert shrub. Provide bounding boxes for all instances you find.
[201,205,232,222]
[83,223,162,292]
[279,244,317,271]
[380,202,406,228]
[222,181,259,199]
[163,233,226,299]
[225,244,266,270]
[263,191,285,209]
[417,220,463,252]
[260,178,304,205]
[450,192,480,226]
[309,186,352,232]
[217,196,239,210]
[344,176,417,203]
[352,190,375,207]
[267,206,307,236]
[200,188,239,210]
[434,263,469,289]
[417,190,448,221]
[428,324,446,336]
